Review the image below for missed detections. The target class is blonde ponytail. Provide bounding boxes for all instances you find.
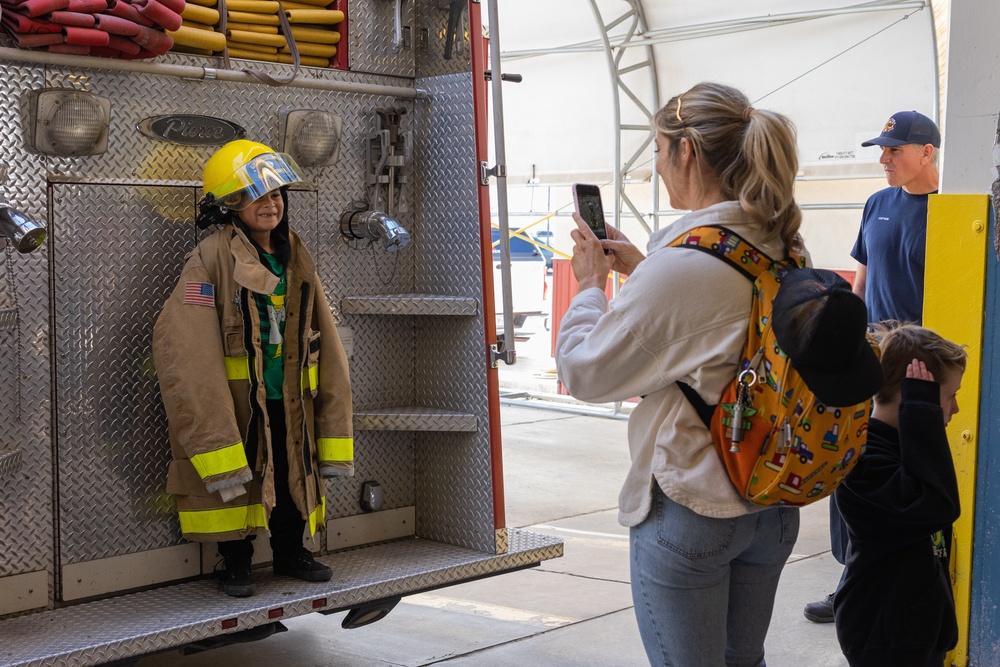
[654,82,802,252]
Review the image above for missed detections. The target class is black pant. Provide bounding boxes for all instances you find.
[218,399,306,563]
[828,494,849,595]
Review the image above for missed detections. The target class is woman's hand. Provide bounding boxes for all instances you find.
[570,213,617,292]
[601,221,644,276]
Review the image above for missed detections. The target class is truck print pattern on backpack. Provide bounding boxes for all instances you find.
[670,226,875,507]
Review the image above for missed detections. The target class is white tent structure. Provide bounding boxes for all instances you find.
[487,4,1000,665]
[487,0,940,271]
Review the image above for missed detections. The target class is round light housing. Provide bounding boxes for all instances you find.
[281,109,342,168]
[25,89,111,157]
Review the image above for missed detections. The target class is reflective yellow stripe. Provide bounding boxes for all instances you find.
[225,355,250,381]
[307,496,326,536]
[318,436,353,462]
[178,503,268,536]
[300,364,318,392]
[190,441,249,479]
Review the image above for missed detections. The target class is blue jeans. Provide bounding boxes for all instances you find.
[630,485,799,667]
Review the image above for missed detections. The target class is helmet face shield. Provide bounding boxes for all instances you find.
[207,152,311,210]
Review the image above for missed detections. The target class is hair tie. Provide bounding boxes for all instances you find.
[742,106,754,123]
[675,97,683,124]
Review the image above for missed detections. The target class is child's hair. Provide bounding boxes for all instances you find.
[870,322,967,404]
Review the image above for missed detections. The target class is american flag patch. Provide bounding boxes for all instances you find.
[183,282,215,307]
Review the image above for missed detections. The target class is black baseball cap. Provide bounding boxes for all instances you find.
[861,110,941,148]
[772,268,883,407]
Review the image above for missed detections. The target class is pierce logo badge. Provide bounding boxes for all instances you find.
[137,115,246,146]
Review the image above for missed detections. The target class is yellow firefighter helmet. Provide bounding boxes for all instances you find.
[201,139,310,211]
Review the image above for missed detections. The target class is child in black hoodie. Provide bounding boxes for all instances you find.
[834,322,966,667]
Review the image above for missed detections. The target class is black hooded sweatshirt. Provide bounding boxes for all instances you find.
[833,378,961,667]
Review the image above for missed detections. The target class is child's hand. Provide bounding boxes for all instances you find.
[905,358,935,382]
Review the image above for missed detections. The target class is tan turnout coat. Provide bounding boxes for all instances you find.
[153,222,353,543]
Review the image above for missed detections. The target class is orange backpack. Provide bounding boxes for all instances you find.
[669,226,874,506]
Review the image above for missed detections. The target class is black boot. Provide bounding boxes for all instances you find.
[272,546,333,583]
[217,556,256,597]
[216,538,256,598]
[803,592,835,623]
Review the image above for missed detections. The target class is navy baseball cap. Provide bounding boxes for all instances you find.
[772,268,883,407]
[861,111,940,148]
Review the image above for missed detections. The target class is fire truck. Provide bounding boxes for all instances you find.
[0,1,561,664]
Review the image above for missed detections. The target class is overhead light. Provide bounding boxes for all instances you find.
[281,109,342,168]
[22,88,111,157]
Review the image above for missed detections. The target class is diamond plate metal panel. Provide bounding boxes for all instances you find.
[1,25,501,615]
[349,0,417,77]
[0,529,561,667]
[355,406,478,431]
[326,430,415,519]
[38,60,414,192]
[408,72,497,552]
[343,315,416,410]
[0,60,54,598]
[414,0,474,78]
[341,293,478,315]
[52,184,196,566]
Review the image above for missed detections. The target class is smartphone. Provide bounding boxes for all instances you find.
[572,183,610,253]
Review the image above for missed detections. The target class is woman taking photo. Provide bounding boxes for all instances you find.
[556,82,804,666]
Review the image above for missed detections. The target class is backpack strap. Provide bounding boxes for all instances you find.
[667,225,775,281]
[668,226,775,428]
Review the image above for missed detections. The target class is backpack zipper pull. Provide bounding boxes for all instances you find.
[780,416,792,452]
[730,398,744,451]
[730,376,753,451]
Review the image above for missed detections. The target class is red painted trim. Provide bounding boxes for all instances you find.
[469,1,505,533]
[329,0,348,70]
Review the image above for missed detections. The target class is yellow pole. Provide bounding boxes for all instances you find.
[923,193,989,667]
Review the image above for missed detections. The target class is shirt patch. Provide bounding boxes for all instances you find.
[184,282,216,307]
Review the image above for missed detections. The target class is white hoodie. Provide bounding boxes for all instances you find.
[556,201,796,525]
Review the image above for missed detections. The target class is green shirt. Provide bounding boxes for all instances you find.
[255,252,286,399]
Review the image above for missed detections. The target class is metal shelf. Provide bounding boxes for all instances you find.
[341,294,479,317]
[354,406,478,432]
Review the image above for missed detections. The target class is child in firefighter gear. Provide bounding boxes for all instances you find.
[153,139,354,597]
[833,323,966,666]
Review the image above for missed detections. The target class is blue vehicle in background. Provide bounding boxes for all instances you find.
[492,228,548,332]
[531,229,555,272]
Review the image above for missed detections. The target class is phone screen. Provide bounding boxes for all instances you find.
[573,184,609,243]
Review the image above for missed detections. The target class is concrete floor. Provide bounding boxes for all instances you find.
[136,318,849,667]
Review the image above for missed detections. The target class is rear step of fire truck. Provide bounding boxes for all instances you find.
[1,529,561,667]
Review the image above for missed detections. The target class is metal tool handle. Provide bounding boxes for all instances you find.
[391,0,402,53]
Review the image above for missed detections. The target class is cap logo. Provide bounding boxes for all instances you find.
[882,118,896,133]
